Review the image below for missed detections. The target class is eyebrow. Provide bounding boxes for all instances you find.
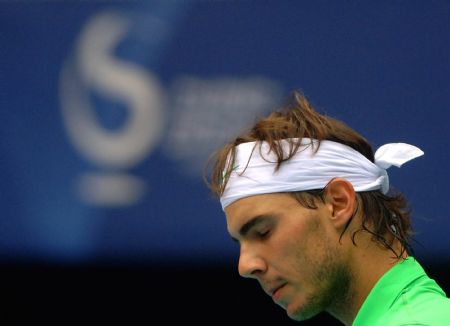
[230,215,273,243]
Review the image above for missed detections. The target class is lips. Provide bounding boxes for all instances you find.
[269,283,286,301]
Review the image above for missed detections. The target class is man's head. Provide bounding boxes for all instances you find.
[205,92,423,321]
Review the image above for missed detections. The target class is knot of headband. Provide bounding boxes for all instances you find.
[220,138,423,210]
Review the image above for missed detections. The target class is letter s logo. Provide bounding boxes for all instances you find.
[60,10,165,168]
[59,11,166,205]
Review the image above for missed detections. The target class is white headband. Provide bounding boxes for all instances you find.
[220,138,423,210]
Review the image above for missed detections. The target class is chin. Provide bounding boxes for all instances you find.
[286,300,321,322]
[287,309,320,322]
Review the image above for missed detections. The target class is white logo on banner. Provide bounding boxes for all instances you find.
[60,11,166,206]
[165,76,282,176]
[60,10,282,207]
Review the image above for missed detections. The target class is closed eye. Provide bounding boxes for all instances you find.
[256,229,271,239]
[229,214,277,243]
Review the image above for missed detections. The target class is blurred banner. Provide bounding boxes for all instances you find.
[0,1,449,264]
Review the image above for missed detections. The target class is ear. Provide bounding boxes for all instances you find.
[323,178,356,230]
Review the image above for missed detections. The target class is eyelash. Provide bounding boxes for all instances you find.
[257,229,270,239]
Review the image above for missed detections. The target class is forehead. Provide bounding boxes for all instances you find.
[224,193,297,230]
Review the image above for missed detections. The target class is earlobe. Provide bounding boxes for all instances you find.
[324,178,356,228]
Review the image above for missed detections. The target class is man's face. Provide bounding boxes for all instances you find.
[225,193,351,321]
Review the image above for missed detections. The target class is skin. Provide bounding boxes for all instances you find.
[224,178,404,325]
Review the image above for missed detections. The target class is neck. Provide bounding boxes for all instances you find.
[328,238,406,325]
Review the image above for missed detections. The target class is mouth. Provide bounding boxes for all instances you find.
[269,283,286,301]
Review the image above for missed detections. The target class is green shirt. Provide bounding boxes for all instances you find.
[353,257,450,326]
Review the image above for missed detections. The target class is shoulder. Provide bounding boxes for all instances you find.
[377,276,450,326]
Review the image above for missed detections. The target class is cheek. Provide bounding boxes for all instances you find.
[287,220,331,274]
[285,215,322,253]
[272,211,330,273]
[274,226,311,274]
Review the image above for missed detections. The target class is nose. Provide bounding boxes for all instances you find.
[238,245,267,278]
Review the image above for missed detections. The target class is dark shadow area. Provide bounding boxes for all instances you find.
[1,260,449,325]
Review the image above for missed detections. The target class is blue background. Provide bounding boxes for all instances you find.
[1,1,449,266]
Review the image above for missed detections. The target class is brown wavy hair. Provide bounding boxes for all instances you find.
[205,91,414,258]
